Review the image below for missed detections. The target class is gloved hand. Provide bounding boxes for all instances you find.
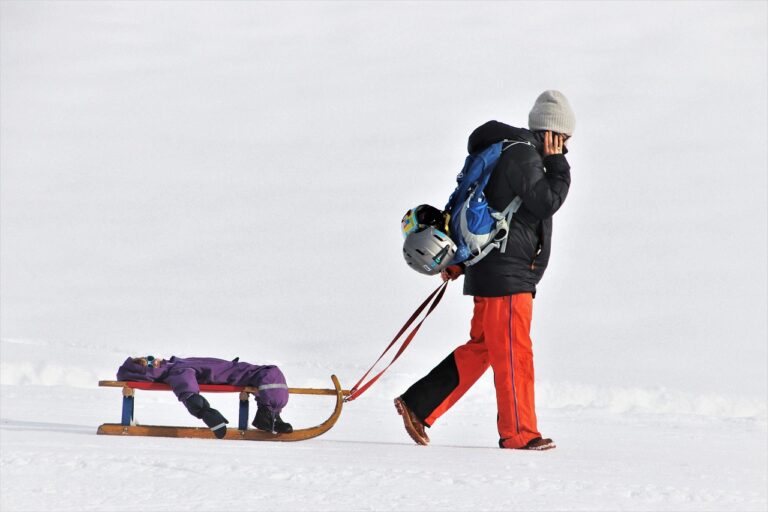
[441,265,464,282]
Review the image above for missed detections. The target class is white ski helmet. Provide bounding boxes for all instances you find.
[402,205,457,276]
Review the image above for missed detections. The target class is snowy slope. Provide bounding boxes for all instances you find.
[1,2,766,511]
[2,339,766,512]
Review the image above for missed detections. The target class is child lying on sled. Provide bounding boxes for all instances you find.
[116,355,293,438]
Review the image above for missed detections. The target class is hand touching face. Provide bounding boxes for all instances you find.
[543,131,568,156]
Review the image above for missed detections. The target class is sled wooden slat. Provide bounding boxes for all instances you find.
[97,375,347,442]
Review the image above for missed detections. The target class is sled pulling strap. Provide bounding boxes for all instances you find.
[345,280,449,402]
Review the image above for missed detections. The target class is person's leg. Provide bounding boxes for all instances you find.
[249,366,289,413]
[483,293,542,448]
[400,297,491,426]
[183,393,229,439]
[238,365,292,433]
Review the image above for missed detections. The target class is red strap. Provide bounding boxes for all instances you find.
[345,281,449,402]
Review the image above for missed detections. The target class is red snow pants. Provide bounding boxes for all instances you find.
[400,293,540,448]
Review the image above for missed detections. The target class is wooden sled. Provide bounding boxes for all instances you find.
[97,375,349,442]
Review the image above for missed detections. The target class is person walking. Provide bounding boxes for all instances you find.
[394,90,575,451]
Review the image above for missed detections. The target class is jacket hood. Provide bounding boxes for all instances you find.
[467,121,538,154]
[116,356,172,381]
[467,121,568,156]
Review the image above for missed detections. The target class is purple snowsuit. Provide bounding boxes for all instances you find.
[116,356,289,413]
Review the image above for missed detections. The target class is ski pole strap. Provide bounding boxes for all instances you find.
[344,280,449,402]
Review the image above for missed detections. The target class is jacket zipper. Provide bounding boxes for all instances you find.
[530,245,542,270]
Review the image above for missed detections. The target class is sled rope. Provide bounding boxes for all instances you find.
[345,280,449,402]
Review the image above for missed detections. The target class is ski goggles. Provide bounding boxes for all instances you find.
[401,205,446,239]
[145,355,156,367]
[401,209,420,239]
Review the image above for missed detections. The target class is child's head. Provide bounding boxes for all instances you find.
[131,356,164,368]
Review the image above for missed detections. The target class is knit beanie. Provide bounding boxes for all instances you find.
[528,90,575,136]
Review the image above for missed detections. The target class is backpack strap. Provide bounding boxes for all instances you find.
[496,139,530,254]
[502,140,533,152]
[463,238,502,267]
[499,196,523,253]
[462,196,522,266]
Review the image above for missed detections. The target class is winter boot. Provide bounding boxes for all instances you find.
[394,396,429,446]
[499,437,556,451]
[184,393,229,439]
[252,406,293,434]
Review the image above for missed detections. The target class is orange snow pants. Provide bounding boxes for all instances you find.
[400,293,540,448]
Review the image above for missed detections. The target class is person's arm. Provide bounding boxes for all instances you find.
[506,132,571,219]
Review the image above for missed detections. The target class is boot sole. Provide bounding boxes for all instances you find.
[514,441,556,451]
[394,398,429,446]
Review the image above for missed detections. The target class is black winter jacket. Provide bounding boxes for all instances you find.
[462,121,571,297]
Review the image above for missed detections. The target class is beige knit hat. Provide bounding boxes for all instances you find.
[528,90,575,136]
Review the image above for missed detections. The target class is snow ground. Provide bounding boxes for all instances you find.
[1,338,765,512]
[1,2,767,511]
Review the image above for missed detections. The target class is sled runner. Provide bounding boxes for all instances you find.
[97,375,349,442]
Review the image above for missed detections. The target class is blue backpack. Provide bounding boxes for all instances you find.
[445,139,530,266]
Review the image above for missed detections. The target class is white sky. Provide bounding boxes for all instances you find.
[1,1,766,397]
